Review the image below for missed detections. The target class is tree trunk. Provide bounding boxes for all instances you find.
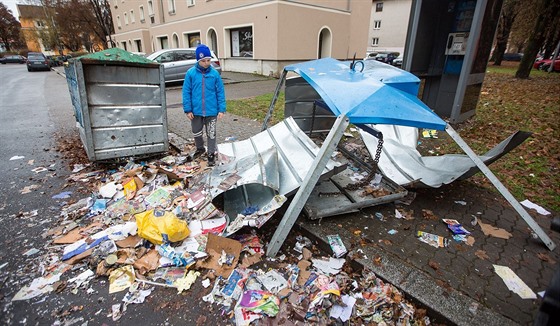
[492,0,519,65]
[516,0,560,78]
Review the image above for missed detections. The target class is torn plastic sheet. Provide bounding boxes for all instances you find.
[360,125,531,188]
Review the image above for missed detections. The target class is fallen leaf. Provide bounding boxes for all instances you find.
[475,250,490,260]
[428,260,440,270]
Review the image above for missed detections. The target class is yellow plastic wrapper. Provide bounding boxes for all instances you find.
[135,209,190,244]
[108,265,135,294]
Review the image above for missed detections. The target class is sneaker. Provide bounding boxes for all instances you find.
[192,148,206,159]
[207,153,216,167]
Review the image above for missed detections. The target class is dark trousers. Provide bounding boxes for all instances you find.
[191,115,217,155]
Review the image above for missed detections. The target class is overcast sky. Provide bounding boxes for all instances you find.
[2,0,22,20]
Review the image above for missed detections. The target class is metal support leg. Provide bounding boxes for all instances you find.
[446,124,556,251]
[266,115,350,257]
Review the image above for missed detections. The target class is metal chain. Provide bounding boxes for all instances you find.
[344,137,384,191]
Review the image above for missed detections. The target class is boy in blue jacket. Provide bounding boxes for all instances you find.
[182,44,226,166]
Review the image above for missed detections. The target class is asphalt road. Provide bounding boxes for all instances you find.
[0,64,240,325]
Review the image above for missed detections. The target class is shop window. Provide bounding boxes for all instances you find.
[230,26,253,58]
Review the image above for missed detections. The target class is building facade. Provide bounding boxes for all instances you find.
[367,0,412,56]
[109,0,372,76]
[17,5,53,54]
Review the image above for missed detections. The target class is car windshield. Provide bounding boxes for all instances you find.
[28,54,44,60]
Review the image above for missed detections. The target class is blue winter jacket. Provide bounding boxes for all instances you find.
[182,63,226,116]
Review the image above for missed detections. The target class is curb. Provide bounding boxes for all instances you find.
[297,221,518,326]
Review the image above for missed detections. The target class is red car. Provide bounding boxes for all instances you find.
[533,58,560,72]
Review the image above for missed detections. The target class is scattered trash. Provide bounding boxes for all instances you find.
[454,200,467,205]
[388,229,398,235]
[478,219,512,239]
[417,231,449,248]
[31,167,48,173]
[374,212,384,221]
[327,234,347,258]
[225,136,238,142]
[23,248,40,256]
[422,129,438,138]
[9,155,25,160]
[493,265,537,299]
[52,191,73,199]
[520,199,551,216]
[442,219,470,235]
[108,265,136,294]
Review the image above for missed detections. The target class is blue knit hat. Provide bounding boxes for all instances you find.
[195,44,212,61]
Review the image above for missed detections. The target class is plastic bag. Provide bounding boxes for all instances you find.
[135,209,190,244]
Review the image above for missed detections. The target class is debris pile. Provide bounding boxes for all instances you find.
[10,151,433,325]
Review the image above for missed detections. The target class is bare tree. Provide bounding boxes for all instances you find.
[85,0,114,49]
[491,0,521,65]
[0,3,26,52]
[515,0,560,78]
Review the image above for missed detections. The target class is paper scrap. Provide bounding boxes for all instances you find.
[493,264,536,299]
[311,257,345,275]
[478,220,512,239]
[329,294,356,322]
[520,199,551,216]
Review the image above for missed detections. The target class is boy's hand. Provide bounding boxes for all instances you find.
[218,112,224,119]
[186,112,194,120]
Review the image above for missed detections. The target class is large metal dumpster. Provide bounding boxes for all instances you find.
[64,48,168,161]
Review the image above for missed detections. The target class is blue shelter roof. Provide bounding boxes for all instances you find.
[284,58,447,130]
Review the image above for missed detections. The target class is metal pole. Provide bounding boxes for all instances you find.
[261,69,287,131]
[266,115,350,257]
[446,124,556,251]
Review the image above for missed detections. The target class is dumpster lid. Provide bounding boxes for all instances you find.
[74,48,157,65]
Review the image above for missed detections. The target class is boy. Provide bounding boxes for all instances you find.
[182,44,226,166]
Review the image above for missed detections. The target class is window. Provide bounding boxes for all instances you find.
[124,13,128,25]
[187,33,200,47]
[187,0,195,6]
[168,0,176,14]
[117,16,122,29]
[135,40,142,52]
[376,2,383,12]
[36,20,45,27]
[121,41,127,51]
[372,37,379,46]
[148,1,154,15]
[130,10,135,23]
[176,49,196,60]
[139,6,145,22]
[230,26,253,57]
[374,20,381,29]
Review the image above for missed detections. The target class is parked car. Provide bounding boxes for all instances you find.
[373,52,399,64]
[146,48,221,83]
[26,52,51,71]
[392,55,403,67]
[0,55,26,64]
[533,58,560,72]
[503,53,523,61]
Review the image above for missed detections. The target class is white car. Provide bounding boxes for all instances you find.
[146,48,221,83]
[392,55,403,67]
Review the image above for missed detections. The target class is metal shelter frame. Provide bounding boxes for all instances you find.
[262,58,555,257]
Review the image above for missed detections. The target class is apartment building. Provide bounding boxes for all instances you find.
[109,0,371,76]
[367,0,412,56]
[17,5,54,54]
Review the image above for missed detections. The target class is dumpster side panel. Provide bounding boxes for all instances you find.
[79,64,168,160]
